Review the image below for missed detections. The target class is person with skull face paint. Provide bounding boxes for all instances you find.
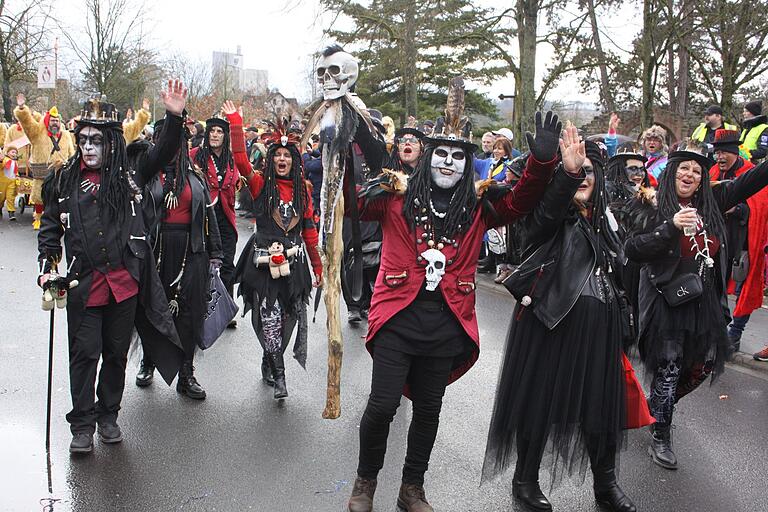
[132,104,225,398]
[233,121,323,400]
[191,103,253,323]
[346,96,561,511]
[37,80,189,454]
[483,134,653,512]
[625,142,768,471]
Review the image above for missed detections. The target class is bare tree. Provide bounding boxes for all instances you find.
[62,0,158,109]
[0,0,52,121]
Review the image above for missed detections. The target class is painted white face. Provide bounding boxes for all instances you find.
[77,126,104,169]
[316,51,359,100]
[430,145,466,189]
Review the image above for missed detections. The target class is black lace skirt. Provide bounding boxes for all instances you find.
[482,296,626,488]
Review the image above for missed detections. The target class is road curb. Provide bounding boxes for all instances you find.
[475,273,768,378]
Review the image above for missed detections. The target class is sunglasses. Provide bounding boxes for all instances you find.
[434,148,465,160]
[398,136,420,145]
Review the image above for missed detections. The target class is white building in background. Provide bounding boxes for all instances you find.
[212,46,269,95]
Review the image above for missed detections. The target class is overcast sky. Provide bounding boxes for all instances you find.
[50,0,641,104]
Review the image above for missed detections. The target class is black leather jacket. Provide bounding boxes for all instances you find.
[625,161,768,333]
[143,168,223,258]
[505,166,624,329]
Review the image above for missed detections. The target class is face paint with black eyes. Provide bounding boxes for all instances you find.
[78,126,104,169]
[430,145,466,189]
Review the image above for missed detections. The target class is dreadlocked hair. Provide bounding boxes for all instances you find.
[52,124,130,223]
[403,145,477,237]
[257,143,307,218]
[194,123,234,172]
[159,122,192,220]
[573,156,623,263]
[657,157,726,241]
[606,157,650,200]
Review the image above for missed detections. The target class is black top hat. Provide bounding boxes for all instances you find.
[77,99,122,130]
[608,144,648,166]
[667,141,712,171]
[711,129,741,155]
[205,117,230,132]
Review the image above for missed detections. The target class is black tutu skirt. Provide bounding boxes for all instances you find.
[155,224,208,356]
[482,296,626,488]
[639,267,729,382]
[234,232,312,315]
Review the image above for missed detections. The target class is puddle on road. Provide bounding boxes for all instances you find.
[0,421,72,511]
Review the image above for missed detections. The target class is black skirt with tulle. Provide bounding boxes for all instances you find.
[482,296,626,488]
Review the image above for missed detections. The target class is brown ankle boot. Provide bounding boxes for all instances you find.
[348,477,377,512]
[397,483,434,512]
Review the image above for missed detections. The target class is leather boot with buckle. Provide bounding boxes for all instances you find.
[176,361,206,400]
[347,476,377,512]
[397,483,433,512]
[649,423,677,469]
[269,353,288,400]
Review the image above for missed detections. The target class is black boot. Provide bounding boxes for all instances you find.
[269,353,288,400]
[136,358,155,387]
[512,481,552,511]
[649,422,677,469]
[176,361,206,400]
[592,467,636,512]
[261,354,275,386]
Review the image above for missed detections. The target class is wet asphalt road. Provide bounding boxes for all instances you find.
[2,213,768,512]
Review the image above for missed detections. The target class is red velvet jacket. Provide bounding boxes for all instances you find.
[358,155,557,386]
[190,112,252,230]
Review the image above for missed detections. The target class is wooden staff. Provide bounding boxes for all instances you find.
[322,194,344,419]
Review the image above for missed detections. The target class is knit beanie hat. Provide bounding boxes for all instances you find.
[745,100,762,117]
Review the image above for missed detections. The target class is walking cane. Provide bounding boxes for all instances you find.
[45,307,54,493]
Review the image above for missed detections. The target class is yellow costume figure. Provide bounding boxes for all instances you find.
[0,143,19,219]
[0,123,6,150]
[13,104,75,229]
[123,108,151,144]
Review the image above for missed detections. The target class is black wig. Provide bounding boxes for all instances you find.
[155,120,193,220]
[403,144,477,237]
[193,123,234,172]
[47,124,130,223]
[656,156,726,242]
[257,143,308,218]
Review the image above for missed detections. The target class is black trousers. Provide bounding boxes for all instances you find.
[216,207,237,297]
[357,344,454,485]
[66,295,138,435]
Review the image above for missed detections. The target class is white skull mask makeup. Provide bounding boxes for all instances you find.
[430,145,466,189]
[78,126,104,170]
[316,50,359,100]
[421,248,446,291]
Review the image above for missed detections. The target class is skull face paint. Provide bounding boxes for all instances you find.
[316,50,359,100]
[78,126,104,169]
[421,248,446,291]
[430,145,466,189]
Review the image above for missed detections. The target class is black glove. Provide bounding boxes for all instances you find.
[525,111,562,163]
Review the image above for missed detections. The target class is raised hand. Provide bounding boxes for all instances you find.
[559,122,586,174]
[525,111,563,163]
[160,79,187,116]
[16,93,25,107]
[222,100,237,116]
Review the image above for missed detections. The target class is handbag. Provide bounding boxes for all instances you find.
[731,250,749,283]
[361,241,382,268]
[200,267,239,350]
[659,272,703,307]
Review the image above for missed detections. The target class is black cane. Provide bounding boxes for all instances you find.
[45,307,55,494]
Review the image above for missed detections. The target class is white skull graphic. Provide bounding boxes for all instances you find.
[421,248,446,291]
[316,50,359,100]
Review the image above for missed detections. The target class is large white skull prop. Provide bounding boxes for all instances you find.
[421,248,446,291]
[430,145,466,189]
[317,50,359,100]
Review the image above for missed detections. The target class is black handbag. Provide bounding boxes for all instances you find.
[659,272,703,307]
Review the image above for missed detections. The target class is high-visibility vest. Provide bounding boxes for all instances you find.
[691,122,737,142]
[740,124,768,151]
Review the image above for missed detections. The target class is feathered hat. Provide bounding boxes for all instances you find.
[667,139,712,170]
[608,143,648,166]
[77,99,121,129]
[261,117,301,148]
[423,77,477,152]
[640,124,668,153]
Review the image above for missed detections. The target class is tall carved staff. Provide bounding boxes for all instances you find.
[302,45,376,419]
